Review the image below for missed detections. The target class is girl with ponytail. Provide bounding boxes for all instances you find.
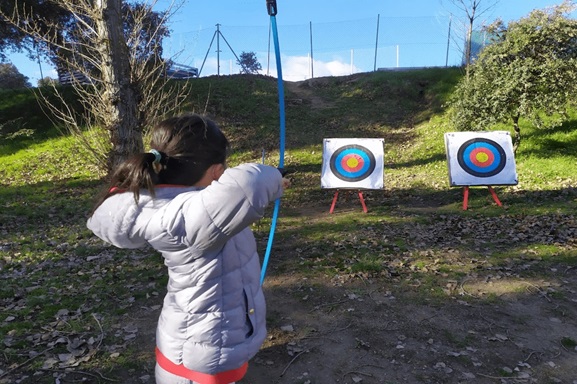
[88,113,289,384]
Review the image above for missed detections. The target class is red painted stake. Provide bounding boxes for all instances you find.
[330,190,339,214]
[358,191,368,213]
[488,186,503,207]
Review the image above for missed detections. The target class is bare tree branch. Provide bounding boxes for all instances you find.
[442,0,500,76]
[0,0,190,172]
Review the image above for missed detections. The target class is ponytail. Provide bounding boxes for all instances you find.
[90,114,229,215]
[91,151,165,214]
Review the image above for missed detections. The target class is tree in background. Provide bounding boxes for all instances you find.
[443,0,499,78]
[121,2,168,68]
[0,0,72,61]
[37,76,58,88]
[237,51,262,74]
[0,62,30,89]
[448,1,577,152]
[0,0,188,172]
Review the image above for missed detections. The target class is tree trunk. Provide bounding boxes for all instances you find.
[512,114,521,154]
[96,0,143,172]
[465,23,472,79]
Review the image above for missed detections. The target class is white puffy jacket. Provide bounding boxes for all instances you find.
[87,163,283,374]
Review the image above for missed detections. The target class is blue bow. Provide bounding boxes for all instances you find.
[260,0,286,285]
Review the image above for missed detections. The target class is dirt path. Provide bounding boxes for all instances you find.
[284,80,334,110]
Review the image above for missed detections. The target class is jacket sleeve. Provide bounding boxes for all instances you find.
[86,193,149,249]
[177,163,283,250]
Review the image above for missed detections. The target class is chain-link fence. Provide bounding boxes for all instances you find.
[165,15,468,81]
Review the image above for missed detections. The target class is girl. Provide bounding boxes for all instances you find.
[87,114,288,384]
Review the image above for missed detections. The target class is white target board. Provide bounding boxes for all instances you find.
[321,138,384,189]
[445,131,518,186]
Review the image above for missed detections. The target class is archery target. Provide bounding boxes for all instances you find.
[322,138,384,189]
[330,145,376,182]
[445,131,518,186]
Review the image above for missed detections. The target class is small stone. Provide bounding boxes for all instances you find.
[434,362,446,369]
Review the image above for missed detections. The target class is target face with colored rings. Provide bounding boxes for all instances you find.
[444,131,517,186]
[330,145,376,182]
[457,138,506,178]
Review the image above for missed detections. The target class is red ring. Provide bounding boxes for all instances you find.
[341,154,365,172]
[469,148,495,168]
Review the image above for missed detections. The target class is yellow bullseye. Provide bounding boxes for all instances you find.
[346,157,359,168]
[475,152,489,164]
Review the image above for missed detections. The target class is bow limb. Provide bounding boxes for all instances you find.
[260,0,286,285]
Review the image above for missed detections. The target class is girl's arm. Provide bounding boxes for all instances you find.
[178,163,284,249]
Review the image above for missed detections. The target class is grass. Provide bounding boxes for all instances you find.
[561,337,577,349]
[1,68,576,382]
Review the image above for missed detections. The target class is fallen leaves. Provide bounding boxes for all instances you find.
[0,228,164,383]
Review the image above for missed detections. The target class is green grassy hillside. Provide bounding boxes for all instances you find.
[2,69,575,197]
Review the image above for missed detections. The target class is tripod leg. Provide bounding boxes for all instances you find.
[488,186,503,207]
[463,186,469,210]
[199,30,218,76]
[330,190,339,214]
[358,191,368,213]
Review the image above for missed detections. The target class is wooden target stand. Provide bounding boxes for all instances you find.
[462,186,503,210]
[329,189,368,214]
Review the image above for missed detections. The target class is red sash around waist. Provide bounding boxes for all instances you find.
[155,347,248,384]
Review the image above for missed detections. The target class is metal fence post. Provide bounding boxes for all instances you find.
[374,14,380,72]
[309,21,314,79]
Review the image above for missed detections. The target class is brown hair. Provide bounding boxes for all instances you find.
[92,114,229,213]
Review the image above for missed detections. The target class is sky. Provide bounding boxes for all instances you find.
[5,0,576,84]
